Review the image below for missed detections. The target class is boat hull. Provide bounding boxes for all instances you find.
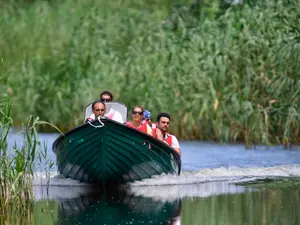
[52,119,181,184]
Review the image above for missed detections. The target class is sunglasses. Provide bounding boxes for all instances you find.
[101,98,111,102]
[132,111,143,115]
[145,118,152,121]
[95,109,105,112]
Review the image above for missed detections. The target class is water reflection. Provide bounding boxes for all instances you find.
[54,186,182,225]
[33,181,300,225]
[182,187,300,225]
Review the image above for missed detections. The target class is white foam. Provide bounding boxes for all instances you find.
[32,164,300,200]
[32,164,300,187]
[33,171,91,187]
[131,164,300,186]
[128,182,254,202]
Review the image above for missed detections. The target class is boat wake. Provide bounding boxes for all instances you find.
[33,164,300,187]
[131,164,300,186]
[124,164,300,201]
[33,164,300,201]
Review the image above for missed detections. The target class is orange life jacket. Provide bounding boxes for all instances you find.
[125,122,148,134]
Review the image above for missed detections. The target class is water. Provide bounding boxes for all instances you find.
[33,181,300,225]
[7,131,300,224]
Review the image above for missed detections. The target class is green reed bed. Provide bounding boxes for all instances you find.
[0,94,54,224]
[0,95,33,223]
[0,0,300,145]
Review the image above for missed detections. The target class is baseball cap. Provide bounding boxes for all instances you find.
[143,110,152,120]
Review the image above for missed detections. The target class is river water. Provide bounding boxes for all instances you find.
[7,131,300,225]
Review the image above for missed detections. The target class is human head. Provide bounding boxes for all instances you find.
[143,110,153,126]
[92,101,106,118]
[156,112,171,134]
[100,90,113,102]
[131,105,144,123]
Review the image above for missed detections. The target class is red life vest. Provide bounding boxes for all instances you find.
[164,133,172,146]
[125,122,148,134]
[151,124,157,138]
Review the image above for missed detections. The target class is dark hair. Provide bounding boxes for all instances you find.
[92,101,106,110]
[132,105,144,113]
[157,112,171,122]
[100,90,113,101]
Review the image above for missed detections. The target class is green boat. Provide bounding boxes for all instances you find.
[52,102,181,184]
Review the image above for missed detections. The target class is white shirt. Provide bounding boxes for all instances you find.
[89,108,124,123]
[164,133,180,149]
[105,108,124,123]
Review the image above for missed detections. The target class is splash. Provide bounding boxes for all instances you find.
[131,164,300,186]
[32,164,300,200]
[33,164,300,187]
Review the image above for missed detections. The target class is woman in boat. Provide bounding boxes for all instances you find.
[126,106,153,136]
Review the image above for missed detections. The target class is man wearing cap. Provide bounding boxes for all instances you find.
[142,110,153,127]
[142,110,158,137]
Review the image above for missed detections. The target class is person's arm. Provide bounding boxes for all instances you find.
[171,135,181,157]
[146,124,153,136]
[156,128,163,141]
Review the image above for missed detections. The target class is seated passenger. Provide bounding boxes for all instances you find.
[88,90,124,123]
[142,110,153,126]
[142,110,157,137]
[155,112,181,157]
[86,101,106,122]
[126,106,152,136]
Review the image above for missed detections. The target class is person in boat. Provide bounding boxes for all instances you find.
[155,112,181,156]
[142,110,153,127]
[142,110,157,136]
[126,106,153,136]
[99,90,114,103]
[88,90,124,123]
[86,100,106,122]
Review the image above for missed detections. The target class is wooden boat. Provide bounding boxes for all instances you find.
[52,102,181,184]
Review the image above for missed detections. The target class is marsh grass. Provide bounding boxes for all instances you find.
[0,94,57,224]
[0,0,300,145]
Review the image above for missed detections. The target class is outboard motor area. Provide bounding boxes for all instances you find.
[84,101,128,123]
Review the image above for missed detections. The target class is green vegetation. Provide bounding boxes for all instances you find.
[0,95,34,223]
[0,93,55,223]
[1,0,300,145]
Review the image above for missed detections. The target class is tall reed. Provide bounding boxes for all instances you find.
[0,93,56,224]
[0,0,300,145]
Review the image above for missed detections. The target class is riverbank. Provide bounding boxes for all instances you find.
[1,0,300,145]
